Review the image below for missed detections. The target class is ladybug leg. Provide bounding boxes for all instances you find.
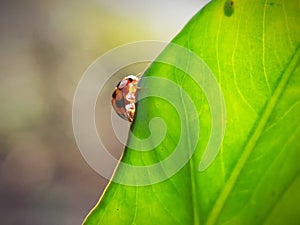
[125,103,135,122]
[126,92,136,102]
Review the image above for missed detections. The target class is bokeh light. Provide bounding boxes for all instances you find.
[0,0,208,224]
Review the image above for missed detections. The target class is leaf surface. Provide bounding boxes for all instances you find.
[84,0,300,224]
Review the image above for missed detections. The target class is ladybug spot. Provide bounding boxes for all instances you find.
[116,81,121,88]
[112,90,117,98]
[116,98,125,108]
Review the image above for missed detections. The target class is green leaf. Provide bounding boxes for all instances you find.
[84,0,300,224]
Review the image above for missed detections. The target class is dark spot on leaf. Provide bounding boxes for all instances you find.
[224,0,234,17]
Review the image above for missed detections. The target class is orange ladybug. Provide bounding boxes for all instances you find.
[111,75,140,122]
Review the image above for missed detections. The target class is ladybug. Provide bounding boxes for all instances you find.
[111,75,140,122]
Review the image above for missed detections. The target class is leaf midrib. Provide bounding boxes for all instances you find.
[205,46,300,225]
[177,62,200,225]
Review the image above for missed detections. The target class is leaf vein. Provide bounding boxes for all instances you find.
[262,0,271,93]
[205,45,300,225]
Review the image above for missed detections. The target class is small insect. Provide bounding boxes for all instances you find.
[111,75,140,122]
[224,0,234,16]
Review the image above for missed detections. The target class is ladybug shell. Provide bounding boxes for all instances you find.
[111,75,139,122]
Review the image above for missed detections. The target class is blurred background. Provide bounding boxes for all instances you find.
[0,0,209,224]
